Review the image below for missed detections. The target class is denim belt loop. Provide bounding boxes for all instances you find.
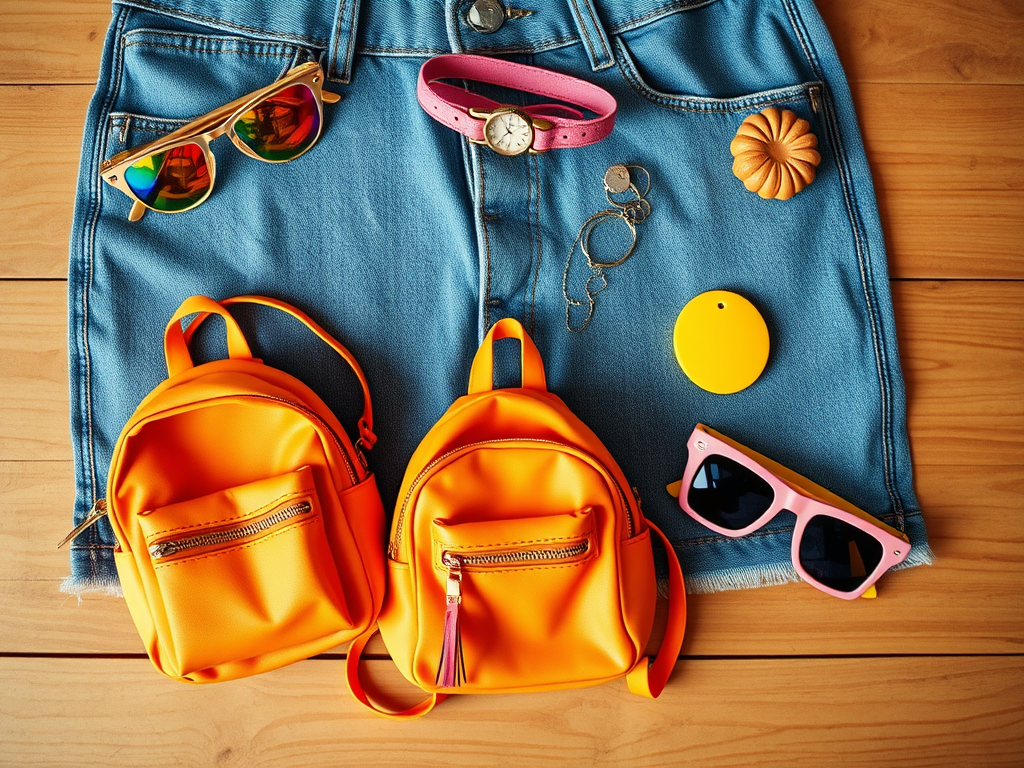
[327,0,363,84]
[566,0,615,71]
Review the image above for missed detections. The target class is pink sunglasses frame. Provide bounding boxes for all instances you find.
[678,424,911,600]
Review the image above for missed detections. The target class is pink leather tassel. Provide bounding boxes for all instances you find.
[436,554,466,688]
[437,600,464,688]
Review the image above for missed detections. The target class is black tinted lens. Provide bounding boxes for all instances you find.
[798,515,884,592]
[687,455,775,530]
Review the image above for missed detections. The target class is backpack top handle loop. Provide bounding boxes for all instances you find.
[468,318,547,394]
[164,295,253,378]
[173,295,377,449]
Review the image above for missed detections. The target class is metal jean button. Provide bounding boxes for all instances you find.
[466,0,505,33]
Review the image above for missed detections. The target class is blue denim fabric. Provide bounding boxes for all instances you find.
[66,0,932,595]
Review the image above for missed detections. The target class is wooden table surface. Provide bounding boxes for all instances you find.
[1,1,1022,766]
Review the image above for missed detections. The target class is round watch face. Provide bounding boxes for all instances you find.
[484,110,533,156]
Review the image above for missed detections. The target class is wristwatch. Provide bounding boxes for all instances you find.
[417,54,617,156]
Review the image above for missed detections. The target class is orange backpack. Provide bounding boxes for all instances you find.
[66,295,386,682]
[347,318,686,717]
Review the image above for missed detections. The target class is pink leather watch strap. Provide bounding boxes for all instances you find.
[417,54,617,151]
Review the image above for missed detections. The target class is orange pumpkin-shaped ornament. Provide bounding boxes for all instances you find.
[730,107,821,201]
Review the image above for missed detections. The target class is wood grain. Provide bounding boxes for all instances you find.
[1,656,1022,768]
[2,0,1021,86]
[0,282,68,462]
[2,282,1021,655]
[0,0,109,85]
[1,4,1023,766]
[1,84,1021,281]
[816,0,1024,85]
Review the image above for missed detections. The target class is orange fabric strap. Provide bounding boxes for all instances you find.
[626,520,687,698]
[164,295,252,378]
[468,318,547,394]
[345,626,444,719]
[170,294,376,448]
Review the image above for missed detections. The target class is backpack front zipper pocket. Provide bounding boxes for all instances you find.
[147,500,313,561]
[423,507,637,692]
[136,466,352,677]
[390,438,636,559]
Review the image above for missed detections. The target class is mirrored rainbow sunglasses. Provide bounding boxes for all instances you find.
[99,62,340,222]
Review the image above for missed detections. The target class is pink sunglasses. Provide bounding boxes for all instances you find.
[671,424,911,600]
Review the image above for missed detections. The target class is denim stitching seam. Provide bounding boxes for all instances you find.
[109,113,190,131]
[115,0,329,47]
[123,41,296,57]
[523,150,536,330]
[787,0,902,522]
[112,0,722,62]
[585,0,612,61]
[580,0,613,62]
[355,35,582,56]
[341,0,360,83]
[568,0,607,68]
[476,148,493,330]
[122,28,301,55]
[614,37,819,112]
[329,0,346,82]
[608,0,721,36]
[782,0,903,524]
[529,154,543,335]
[78,6,130,579]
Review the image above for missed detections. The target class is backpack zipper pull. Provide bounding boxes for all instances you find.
[436,552,466,688]
[56,499,108,549]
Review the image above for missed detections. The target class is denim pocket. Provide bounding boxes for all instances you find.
[611,0,817,107]
[114,26,310,120]
[97,16,322,224]
[614,35,823,115]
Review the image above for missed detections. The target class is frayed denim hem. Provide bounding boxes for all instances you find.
[60,573,123,600]
[681,561,803,596]
[893,542,936,571]
[657,543,935,598]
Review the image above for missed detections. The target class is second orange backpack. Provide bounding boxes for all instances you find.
[347,318,686,717]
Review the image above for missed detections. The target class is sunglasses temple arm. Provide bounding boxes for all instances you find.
[128,200,147,222]
[322,89,341,104]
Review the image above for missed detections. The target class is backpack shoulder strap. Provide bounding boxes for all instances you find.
[179,294,376,449]
[346,626,445,719]
[626,520,687,698]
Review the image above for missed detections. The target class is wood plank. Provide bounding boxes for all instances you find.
[1,281,1021,655]
[858,83,1024,280]
[1,84,1022,280]
[1,0,1021,86]
[1,656,1021,767]
[0,0,108,85]
[816,0,1024,85]
[0,282,68,462]
[0,86,85,280]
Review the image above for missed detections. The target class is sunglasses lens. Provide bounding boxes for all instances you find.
[123,142,210,212]
[798,515,884,593]
[687,455,775,530]
[234,84,320,161]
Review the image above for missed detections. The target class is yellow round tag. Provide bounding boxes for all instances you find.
[673,290,769,394]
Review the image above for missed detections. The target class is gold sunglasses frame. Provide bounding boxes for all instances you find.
[99,61,340,222]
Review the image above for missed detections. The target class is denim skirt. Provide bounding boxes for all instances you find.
[65,0,932,594]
